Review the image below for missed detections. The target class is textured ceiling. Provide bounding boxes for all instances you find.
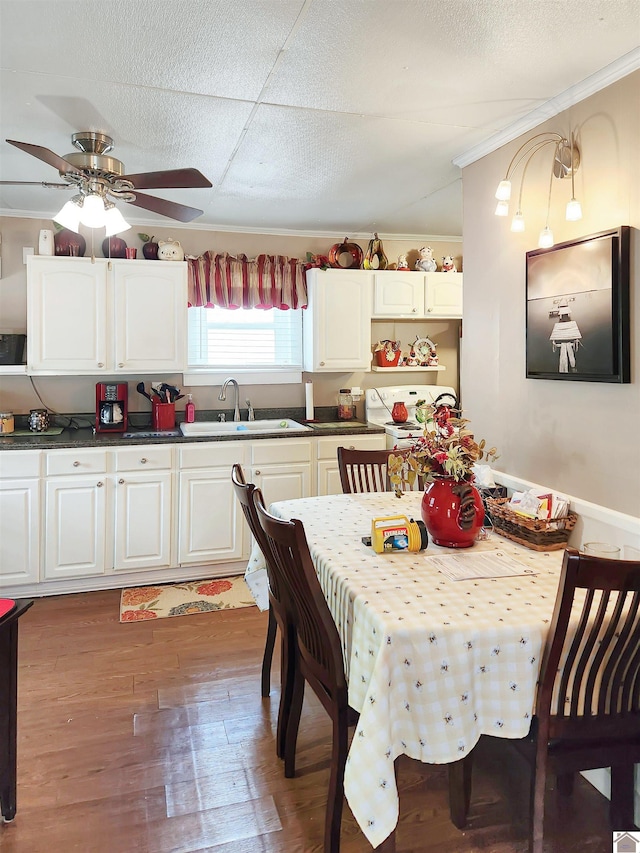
[1,0,639,237]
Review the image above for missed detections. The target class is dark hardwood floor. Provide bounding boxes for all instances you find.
[2,590,614,852]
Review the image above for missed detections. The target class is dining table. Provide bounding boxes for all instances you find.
[266,491,566,850]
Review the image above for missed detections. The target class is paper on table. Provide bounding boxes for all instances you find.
[428,550,538,581]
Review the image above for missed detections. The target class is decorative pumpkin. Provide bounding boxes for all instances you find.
[363,232,388,270]
[328,237,363,269]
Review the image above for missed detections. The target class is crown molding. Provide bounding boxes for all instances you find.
[453,47,640,169]
[0,209,461,242]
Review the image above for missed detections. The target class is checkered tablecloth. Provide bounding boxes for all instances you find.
[270,492,564,849]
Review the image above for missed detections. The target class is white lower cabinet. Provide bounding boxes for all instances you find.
[44,475,108,579]
[0,451,41,586]
[316,434,386,496]
[250,438,312,505]
[178,442,247,565]
[113,447,173,572]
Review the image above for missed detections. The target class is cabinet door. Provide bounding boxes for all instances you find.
[425,272,463,317]
[179,469,244,565]
[372,272,425,317]
[114,472,172,572]
[0,479,39,585]
[315,434,387,496]
[113,261,187,373]
[27,257,108,373]
[251,463,311,504]
[303,270,372,371]
[44,477,107,579]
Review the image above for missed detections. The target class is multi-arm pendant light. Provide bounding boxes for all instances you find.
[54,188,131,237]
[494,132,581,248]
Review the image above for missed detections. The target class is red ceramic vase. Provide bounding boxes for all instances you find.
[391,401,408,423]
[421,475,484,548]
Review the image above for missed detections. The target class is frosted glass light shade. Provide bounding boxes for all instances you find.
[79,194,106,228]
[104,206,131,236]
[495,180,512,201]
[566,198,583,221]
[511,211,525,232]
[538,226,554,248]
[53,199,82,233]
[495,200,509,217]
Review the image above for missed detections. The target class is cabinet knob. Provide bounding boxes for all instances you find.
[427,307,433,313]
[320,361,325,366]
[97,481,104,488]
[73,461,80,467]
[140,458,147,464]
[98,362,104,368]
[118,362,124,368]
[412,307,417,313]
[119,478,125,485]
[255,470,261,476]
[349,445,355,450]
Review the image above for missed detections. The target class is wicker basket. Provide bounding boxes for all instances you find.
[485,497,577,552]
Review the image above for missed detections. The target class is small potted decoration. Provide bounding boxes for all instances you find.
[373,339,401,367]
[388,401,498,548]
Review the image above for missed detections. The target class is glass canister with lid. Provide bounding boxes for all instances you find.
[337,389,355,421]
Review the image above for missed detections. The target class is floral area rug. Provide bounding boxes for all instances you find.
[119,576,255,622]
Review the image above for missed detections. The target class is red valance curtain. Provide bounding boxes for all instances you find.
[187,252,308,310]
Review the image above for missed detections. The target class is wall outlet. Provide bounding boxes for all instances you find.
[23,247,34,264]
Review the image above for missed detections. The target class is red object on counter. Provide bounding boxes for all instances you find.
[391,401,408,423]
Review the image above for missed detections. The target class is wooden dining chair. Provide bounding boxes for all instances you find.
[253,490,358,853]
[337,446,422,494]
[231,463,295,760]
[455,546,640,853]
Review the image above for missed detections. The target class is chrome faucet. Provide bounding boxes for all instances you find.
[246,399,255,421]
[218,378,241,422]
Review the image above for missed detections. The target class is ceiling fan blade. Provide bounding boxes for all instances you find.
[119,168,212,190]
[0,180,70,188]
[128,191,204,222]
[6,139,81,176]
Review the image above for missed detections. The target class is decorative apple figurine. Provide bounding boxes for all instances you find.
[101,236,128,258]
[53,226,86,257]
[138,233,159,260]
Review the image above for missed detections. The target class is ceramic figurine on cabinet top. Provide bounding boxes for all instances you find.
[397,253,410,270]
[157,238,185,261]
[441,255,457,272]
[415,246,437,272]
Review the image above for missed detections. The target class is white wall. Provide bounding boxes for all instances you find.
[460,71,640,517]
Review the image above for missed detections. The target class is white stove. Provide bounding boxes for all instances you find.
[365,384,457,448]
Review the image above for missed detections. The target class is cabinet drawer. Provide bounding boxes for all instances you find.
[115,445,173,471]
[179,441,246,470]
[46,449,108,476]
[251,439,312,466]
[316,434,386,460]
[0,450,41,479]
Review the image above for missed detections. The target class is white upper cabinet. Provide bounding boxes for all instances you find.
[371,270,463,319]
[424,272,463,318]
[372,271,425,317]
[27,256,187,374]
[303,269,372,372]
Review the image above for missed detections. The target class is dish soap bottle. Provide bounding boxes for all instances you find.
[185,394,196,423]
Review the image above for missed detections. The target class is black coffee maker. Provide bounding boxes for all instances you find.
[95,383,128,433]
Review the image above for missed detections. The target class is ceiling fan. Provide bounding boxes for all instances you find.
[1,131,213,224]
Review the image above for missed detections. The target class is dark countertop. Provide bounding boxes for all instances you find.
[0,419,384,451]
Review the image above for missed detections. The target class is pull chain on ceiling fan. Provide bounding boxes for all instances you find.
[2,131,213,234]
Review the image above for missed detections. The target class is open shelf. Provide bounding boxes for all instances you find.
[371,365,446,372]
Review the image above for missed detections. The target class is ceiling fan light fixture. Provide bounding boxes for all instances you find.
[79,193,106,228]
[53,198,83,233]
[103,204,131,237]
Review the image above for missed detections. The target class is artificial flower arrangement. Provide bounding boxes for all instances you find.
[388,400,499,492]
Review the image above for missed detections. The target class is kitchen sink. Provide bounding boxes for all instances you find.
[179,418,311,437]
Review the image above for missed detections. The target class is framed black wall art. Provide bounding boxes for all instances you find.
[525,226,630,383]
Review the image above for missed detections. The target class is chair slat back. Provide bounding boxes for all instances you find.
[538,548,640,734]
[337,447,423,494]
[253,492,346,692]
[231,463,286,606]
